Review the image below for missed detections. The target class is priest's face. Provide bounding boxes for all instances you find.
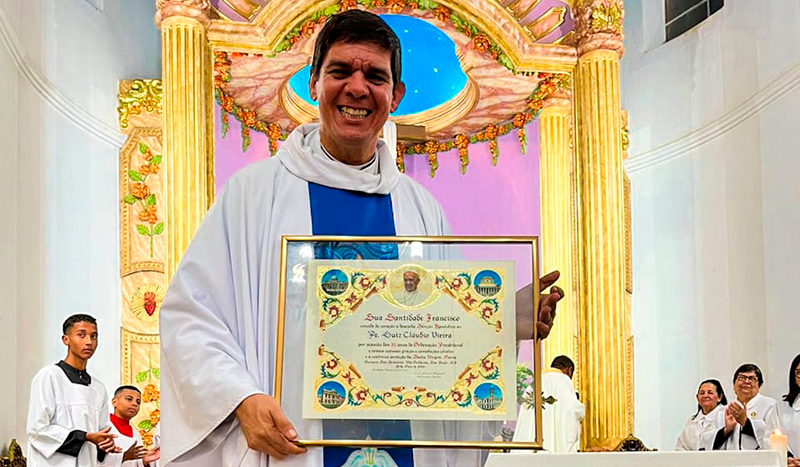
[113,389,142,420]
[310,41,405,165]
[733,371,760,401]
[62,321,97,360]
[696,382,722,414]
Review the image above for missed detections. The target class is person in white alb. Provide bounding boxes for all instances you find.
[100,386,160,467]
[514,356,584,452]
[676,379,727,451]
[777,354,800,466]
[159,10,565,467]
[26,314,121,467]
[701,363,780,451]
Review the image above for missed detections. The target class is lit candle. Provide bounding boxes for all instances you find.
[770,429,788,467]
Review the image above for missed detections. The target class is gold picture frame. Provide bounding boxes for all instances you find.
[274,235,543,450]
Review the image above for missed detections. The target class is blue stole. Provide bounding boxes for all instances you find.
[308,182,414,467]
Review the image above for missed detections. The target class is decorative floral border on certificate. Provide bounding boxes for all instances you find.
[313,345,506,415]
[317,264,506,332]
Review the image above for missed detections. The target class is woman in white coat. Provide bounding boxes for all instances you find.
[778,354,800,467]
[676,379,728,451]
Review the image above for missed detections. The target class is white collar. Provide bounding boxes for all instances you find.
[277,124,400,195]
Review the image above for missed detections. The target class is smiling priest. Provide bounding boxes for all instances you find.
[160,10,564,467]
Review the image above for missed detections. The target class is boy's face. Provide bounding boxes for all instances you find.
[62,321,98,360]
[113,389,142,420]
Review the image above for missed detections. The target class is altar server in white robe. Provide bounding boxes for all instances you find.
[514,356,584,452]
[675,379,727,451]
[26,314,121,467]
[701,364,780,451]
[100,386,160,467]
[778,354,800,465]
[159,9,564,467]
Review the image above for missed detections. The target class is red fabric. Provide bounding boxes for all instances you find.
[110,414,133,437]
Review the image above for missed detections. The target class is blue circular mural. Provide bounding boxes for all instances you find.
[288,14,468,116]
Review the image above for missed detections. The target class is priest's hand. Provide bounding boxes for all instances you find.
[235,394,307,459]
[515,270,564,340]
[122,443,146,462]
[86,427,119,453]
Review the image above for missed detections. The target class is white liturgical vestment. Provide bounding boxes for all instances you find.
[700,393,780,451]
[100,422,147,467]
[777,397,800,457]
[514,370,584,452]
[160,124,498,467]
[26,364,110,467]
[675,404,724,451]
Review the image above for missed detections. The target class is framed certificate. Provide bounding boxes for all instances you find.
[274,236,543,450]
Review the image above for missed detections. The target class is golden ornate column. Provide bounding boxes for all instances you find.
[572,0,632,449]
[538,91,578,373]
[156,0,213,281]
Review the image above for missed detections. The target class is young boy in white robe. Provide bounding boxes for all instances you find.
[701,363,781,451]
[100,386,160,467]
[26,314,121,467]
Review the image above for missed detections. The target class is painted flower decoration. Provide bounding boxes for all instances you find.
[473,34,491,53]
[329,305,340,318]
[433,5,450,22]
[326,359,338,370]
[355,389,368,401]
[451,278,462,289]
[482,360,495,372]
[131,182,149,199]
[387,0,407,14]
[482,306,494,318]
[149,409,160,425]
[139,430,153,446]
[359,277,371,288]
[452,390,464,402]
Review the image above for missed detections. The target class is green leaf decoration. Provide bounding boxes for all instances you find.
[275,40,291,54]
[128,170,143,182]
[419,0,439,9]
[136,224,150,236]
[146,194,156,206]
[152,223,165,235]
[135,370,149,383]
[152,368,160,379]
[123,195,137,205]
[138,419,153,430]
[322,4,339,16]
[138,142,148,154]
[151,155,162,165]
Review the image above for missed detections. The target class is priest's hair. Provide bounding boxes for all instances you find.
[551,355,575,371]
[733,363,764,387]
[114,385,142,397]
[310,10,402,90]
[62,313,97,335]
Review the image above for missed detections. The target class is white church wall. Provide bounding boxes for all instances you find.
[0,0,159,450]
[623,0,800,451]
